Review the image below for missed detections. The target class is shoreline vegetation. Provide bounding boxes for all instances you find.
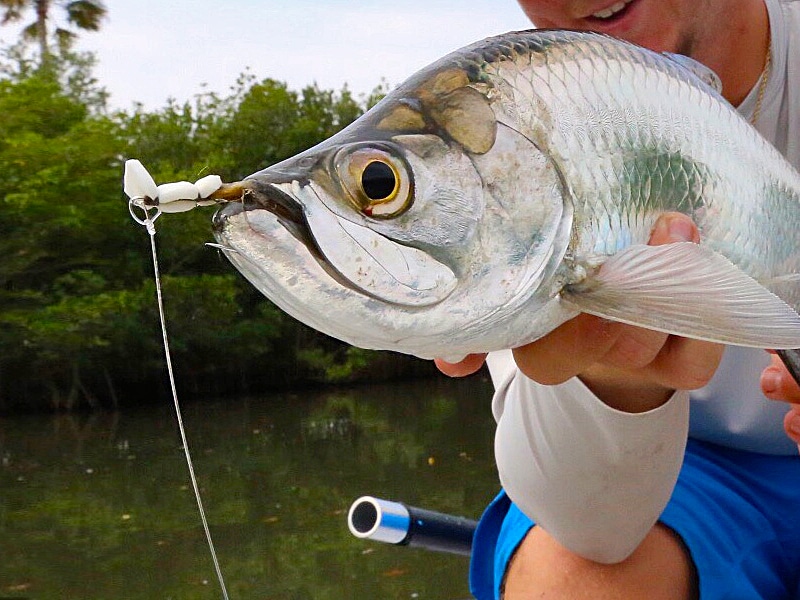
[0,43,440,413]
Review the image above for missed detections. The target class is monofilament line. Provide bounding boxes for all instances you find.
[129,200,230,600]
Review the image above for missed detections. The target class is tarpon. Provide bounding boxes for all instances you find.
[205,29,800,361]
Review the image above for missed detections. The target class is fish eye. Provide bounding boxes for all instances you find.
[335,146,413,219]
[361,160,398,202]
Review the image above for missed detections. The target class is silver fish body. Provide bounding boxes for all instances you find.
[213,30,800,360]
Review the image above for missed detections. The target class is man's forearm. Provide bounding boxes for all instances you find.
[491,363,689,563]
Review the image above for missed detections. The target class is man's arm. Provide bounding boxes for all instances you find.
[437,213,724,562]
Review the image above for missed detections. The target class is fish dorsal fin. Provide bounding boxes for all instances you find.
[561,243,800,349]
[663,53,723,93]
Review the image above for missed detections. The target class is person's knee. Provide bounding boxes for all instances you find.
[502,524,698,599]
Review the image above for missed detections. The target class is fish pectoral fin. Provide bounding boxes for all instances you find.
[561,242,800,349]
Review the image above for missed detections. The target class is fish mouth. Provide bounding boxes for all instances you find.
[212,179,354,298]
[212,178,318,256]
[212,179,458,307]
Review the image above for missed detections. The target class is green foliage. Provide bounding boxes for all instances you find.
[297,346,374,384]
[218,78,364,177]
[0,42,425,411]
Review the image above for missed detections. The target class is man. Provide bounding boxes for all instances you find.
[437,0,800,597]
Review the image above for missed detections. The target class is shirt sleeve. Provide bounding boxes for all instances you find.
[486,350,690,564]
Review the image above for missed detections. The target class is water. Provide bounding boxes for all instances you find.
[0,377,499,599]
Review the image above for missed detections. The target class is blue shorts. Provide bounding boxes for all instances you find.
[470,439,800,600]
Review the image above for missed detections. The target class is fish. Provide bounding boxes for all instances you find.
[207,29,800,362]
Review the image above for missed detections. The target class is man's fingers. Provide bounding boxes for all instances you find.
[647,336,724,390]
[601,326,670,371]
[434,353,487,377]
[783,406,800,446]
[650,212,701,245]
[762,354,800,402]
[763,354,800,450]
[512,314,625,384]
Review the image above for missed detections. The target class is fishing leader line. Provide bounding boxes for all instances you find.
[128,199,231,600]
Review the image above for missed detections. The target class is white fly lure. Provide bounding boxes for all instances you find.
[124,159,223,214]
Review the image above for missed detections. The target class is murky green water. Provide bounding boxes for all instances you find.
[0,376,499,599]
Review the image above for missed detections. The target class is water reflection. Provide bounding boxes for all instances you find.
[0,377,498,599]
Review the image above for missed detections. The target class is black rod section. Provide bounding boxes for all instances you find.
[347,496,477,556]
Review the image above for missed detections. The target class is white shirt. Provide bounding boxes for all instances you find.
[491,0,800,564]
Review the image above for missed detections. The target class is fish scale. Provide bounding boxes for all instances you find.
[206,29,800,359]
[483,32,797,279]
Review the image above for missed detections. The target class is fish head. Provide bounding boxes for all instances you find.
[212,61,574,359]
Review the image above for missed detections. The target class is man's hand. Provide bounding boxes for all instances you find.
[761,354,800,446]
[435,213,725,414]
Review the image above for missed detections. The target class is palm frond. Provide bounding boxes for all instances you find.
[64,0,105,31]
[21,20,39,40]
